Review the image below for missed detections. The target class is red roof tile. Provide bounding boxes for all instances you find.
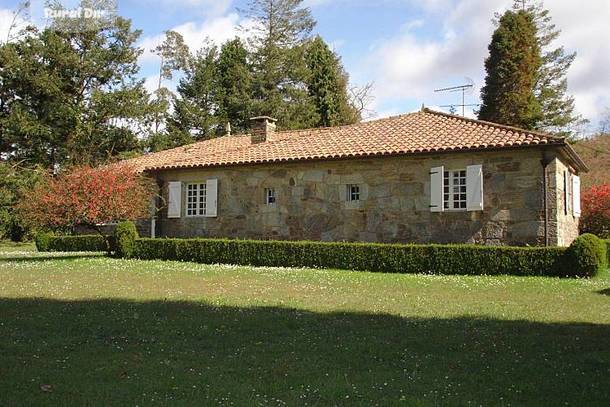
[123,109,585,172]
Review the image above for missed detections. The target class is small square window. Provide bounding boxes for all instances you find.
[346,184,360,202]
[265,188,276,205]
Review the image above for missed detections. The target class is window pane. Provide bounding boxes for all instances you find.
[347,184,360,201]
[265,188,276,204]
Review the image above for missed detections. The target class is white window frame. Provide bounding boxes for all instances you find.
[346,184,361,202]
[443,169,467,211]
[186,182,207,217]
[265,188,276,205]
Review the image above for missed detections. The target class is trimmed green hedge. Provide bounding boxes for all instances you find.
[132,238,577,277]
[36,233,608,278]
[41,235,109,252]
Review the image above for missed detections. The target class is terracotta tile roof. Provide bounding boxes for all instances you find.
[124,108,585,172]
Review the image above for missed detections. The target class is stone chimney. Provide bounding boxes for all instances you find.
[250,116,277,144]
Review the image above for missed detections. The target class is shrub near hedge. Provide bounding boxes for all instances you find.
[133,238,574,277]
[564,234,607,277]
[43,235,108,252]
[34,232,53,251]
[113,221,139,258]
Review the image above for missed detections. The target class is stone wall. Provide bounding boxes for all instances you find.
[549,157,580,246]
[153,147,577,246]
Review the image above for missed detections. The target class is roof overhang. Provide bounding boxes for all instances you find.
[560,143,590,173]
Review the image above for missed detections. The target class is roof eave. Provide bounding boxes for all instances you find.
[561,143,590,173]
[141,142,575,173]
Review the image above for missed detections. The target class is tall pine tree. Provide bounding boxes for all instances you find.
[305,36,359,127]
[216,38,253,134]
[241,0,319,130]
[168,44,220,142]
[479,10,542,130]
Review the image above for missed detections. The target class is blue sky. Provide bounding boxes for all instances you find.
[1,0,609,132]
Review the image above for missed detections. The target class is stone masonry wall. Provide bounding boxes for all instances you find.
[549,157,580,246]
[152,147,574,246]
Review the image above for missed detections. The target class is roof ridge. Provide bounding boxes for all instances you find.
[422,108,563,141]
[272,110,421,136]
[134,112,420,163]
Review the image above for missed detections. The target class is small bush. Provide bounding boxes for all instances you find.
[46,235,108,252]
[35,232,53,252]
[565,234,607,278]
[132,238,574,277]
[113,221,139,258]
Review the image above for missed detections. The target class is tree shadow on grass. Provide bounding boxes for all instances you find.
[0,298,608,406]
[0,254,104,262]
[597,288,610,296]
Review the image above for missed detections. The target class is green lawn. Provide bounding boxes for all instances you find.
[1,245,609,405]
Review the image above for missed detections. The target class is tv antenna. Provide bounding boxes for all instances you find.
[434,78,479,116]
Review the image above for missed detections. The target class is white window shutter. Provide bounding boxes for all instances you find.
[563,171,569,216]
[466,164,484,211]
[572,175,581,217]
[205,178,218,217]
[167,181,182,218]
[430,166,444,212]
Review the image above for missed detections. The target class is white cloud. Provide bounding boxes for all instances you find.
[0,7,29,42]
[357,0,610,124]
[136,0,232,17]
[360,0,504,116]
[138,12,251,66]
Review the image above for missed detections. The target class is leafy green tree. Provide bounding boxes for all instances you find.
[513,0,583,136]
[0,16,150,168]
[479,10,542,130]
[0,163,43,241]
[305,36,359,127]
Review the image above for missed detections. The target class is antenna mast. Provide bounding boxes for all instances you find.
[434,82,478,117]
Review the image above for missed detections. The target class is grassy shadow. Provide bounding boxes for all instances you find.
[0,254,104,262]
[597,288,610,296]
[0,298,609,405]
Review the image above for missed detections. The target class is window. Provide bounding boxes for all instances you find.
[346,184,360,202]
[265,188,276,205]
[443,170,467,210]
[186,183,207,216]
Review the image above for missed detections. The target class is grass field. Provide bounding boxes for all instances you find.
[1,244,609,405]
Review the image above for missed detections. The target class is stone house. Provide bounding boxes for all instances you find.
[125,108,588,246]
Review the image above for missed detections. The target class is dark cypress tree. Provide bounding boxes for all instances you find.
[479,10,542,129]
[513,0,583,136]
[305,36,359,127]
